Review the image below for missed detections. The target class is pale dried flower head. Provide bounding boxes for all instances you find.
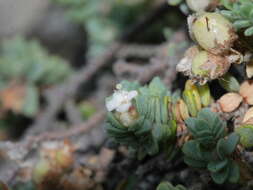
[106,84,138,113]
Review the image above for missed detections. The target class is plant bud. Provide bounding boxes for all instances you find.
[197,83,211,107]
[191,13,237,55]
[186,0,211,12]
[236,125,253,148]
[217,93,242,113]
[191,50,231,81]
[242,107,253,124]
[239,80,253,105]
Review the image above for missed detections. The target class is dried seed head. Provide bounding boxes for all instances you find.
[239,80,253,105]
[191,13,237,55]
[186,0,211,12]
[176,45,201,76]
[217,93,243,113]
[191,50,231,82]
[115,107,139,127]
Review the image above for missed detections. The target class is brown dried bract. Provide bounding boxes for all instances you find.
[205,52,231,80]
[218,93,243,113]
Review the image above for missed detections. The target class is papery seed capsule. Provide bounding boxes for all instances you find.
[217,93,243,113]
[176,45,201,76]
[186,0,211,12]
[246,60,253,78]
[191,13,237,55]
[191,50,231,80]
[242,107,253,124]
[239,80,253,105]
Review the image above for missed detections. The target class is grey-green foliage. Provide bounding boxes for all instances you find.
[156,182,187,190]
[182,108,240,184]
[220,0,253,36]
[105,78,177,159]
[0,37,72,117]
[0,37,71,86]
[52,0,153,57]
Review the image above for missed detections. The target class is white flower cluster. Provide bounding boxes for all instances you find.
[106,84,138,113]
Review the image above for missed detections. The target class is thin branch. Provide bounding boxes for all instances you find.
[25,1,173,136]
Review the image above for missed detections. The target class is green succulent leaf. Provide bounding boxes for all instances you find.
[120,80,141,91]
[182,140,205,162]
[228,160,240,183]
[185,108,226,148]
[244,26,253,36]
[235,125,253,148]
[136,77,170,125]
[217,133,239,159]
[220,0,253,36]
[182,90,198,117]
[197,84,211,107]
[156,182,187,190]
[218,73,240,92]
[22,85,39,117]
[183,156,207,168]
[105,78,175,159]
[211,166,230,184]
[207,159,228,173]
[0,37,71,85]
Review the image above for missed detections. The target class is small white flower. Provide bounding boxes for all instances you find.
[106,86,138,113]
